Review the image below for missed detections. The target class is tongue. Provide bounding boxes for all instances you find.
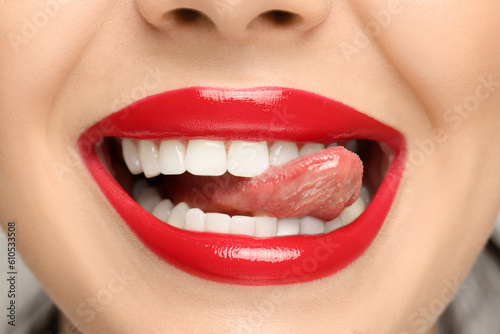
[165,146,363,221]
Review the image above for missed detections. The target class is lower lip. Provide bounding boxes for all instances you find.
[78,87,406,285]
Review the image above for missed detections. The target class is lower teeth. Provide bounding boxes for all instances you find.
[135,184,370,238]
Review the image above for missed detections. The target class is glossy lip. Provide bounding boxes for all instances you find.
[78,87,407,285]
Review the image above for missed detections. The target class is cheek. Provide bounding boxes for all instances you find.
[351,1,500,122]
[0,2,115,130]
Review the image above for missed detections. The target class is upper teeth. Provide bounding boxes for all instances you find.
[121,139,356,178]
[269,141,300,167]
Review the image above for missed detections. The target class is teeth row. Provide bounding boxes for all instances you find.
[136,187,368,237]
[122,139,358,178]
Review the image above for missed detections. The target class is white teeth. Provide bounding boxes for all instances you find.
[159,140,187,175]
[127,137,373,237]
[327,143,339,148]
[136,188,161,213]
[122,139,333,177]
[137,188,370,236]
[167,202,189,229]
[152,199,174,223]
[300,216,325,235]
[324,216,344,233]
[277,218,300,236]
[255,217,278,237]
[138,140,161,178]
[122,139,143,175]
[269,141,299,166]
[230,216,256,237]
[185,140,227,176]
[299,143,325,157]
[340,196,366,225]
[185,208,206,232]
[205,213,231,234]
[228,141,269,177]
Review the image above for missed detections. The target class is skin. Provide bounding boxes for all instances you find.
[1,0,500,333]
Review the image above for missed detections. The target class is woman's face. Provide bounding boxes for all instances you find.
[1,1,500,333]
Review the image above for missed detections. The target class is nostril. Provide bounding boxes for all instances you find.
[137,1,330,37]
[168,8,212,26]
[260,10,299,26]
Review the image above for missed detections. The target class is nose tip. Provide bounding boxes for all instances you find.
[136,0,332,39]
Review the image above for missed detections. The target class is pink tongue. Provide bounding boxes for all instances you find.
[165,146,363,221]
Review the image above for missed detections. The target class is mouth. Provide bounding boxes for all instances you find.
[78,87,407,285]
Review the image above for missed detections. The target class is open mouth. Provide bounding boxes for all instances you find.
[113,138,371,235]
[78,87,407,285]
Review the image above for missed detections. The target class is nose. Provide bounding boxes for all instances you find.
[135,0,332,39]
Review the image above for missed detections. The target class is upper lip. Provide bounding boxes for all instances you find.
[78,87,407,285]
[79,87,404,147]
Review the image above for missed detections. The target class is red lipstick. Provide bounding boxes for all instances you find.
[78,87,406,285]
